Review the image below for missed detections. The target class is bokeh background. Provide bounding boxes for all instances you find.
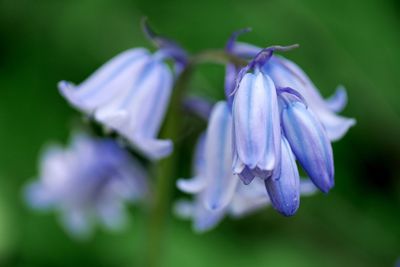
[0,0,399,266]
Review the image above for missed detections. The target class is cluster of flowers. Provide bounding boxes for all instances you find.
[25,23,354,236]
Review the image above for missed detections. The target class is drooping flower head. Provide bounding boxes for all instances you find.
[176,101,317,231]
[58,20,187,160]
[228,33,354,214]
[231,41,355,141]
[177,30,354,224]
[24,133,148,238]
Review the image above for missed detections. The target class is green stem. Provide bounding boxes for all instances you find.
[192,49,248,67]
[145,49,246,267]
[146,65,194,267]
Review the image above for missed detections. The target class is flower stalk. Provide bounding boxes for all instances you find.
[145,49,248,267]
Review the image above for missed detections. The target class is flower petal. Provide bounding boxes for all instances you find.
[174,198,225,233]
[130,137,173,160]
[237,166,256,185]
[225,63,237,106]
[264,56,355,141]
[94,58,174,160]
[174,199,195,219]
[59,48,150,113]
[233,72,268,169]
[203,102,238,211]
[177,176,207,194]
[258,73,281,175]
[325,85,348,112]
[299,179,318,196]
[193,199,226,233]
[317,110,356,141]
[229,179,270,217]
[264,136,300,216]
[231,41,262,59]
[281,101,334,193]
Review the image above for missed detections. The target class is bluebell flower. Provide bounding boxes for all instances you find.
[58,47,178,160]
[231,41,356,141]
[232,70,281,182]
[230,40,353,191]
[24,133,148,238]
[176,30,355,222]
[279,88,334,193]
[176,101,317,231]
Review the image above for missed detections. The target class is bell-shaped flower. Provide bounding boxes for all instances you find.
[231,41,355,141]
[279,88,334,193]
[264,135,300,216]
[176,101,317,232]
[232,70,281,182]
[58,48,176,160]
[193,101,239,211]
[264,56,355,141]
[24,133,148,238]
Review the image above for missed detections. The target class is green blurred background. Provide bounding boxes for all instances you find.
[0,0,399,266]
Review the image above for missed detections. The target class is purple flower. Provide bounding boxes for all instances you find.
[176,30,355,224]
[24,133,148,238]
[232,71,281,182]
[229,44,338,213]
[176,101,317,231]
[232,42,356,141]
[59,47,180,160]
[279,88,334,193]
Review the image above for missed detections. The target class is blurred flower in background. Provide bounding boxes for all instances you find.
[24,133,148,238]
[58,44,185,160]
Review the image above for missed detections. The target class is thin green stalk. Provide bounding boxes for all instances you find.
[145,50,247,267]
[146,65,194,267]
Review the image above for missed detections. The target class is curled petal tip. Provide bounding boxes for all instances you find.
[323,114,356,141]
[226,28,252,52]
[130,137,173,160]
[176,176,206,194]
[326,85,348,112]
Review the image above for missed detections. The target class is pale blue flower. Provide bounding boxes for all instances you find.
[176,101,317,231]
[232,71,281,182]
[59,47,176,160]
[264,135,300,216]
[229,40,352,193]
[24,133,148,238]
[279,88,334,193]
[177,32,354,223]
[232,41,356,141]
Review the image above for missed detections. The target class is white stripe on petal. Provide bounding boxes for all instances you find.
[233,73,267,169]
[258,73,281,174]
